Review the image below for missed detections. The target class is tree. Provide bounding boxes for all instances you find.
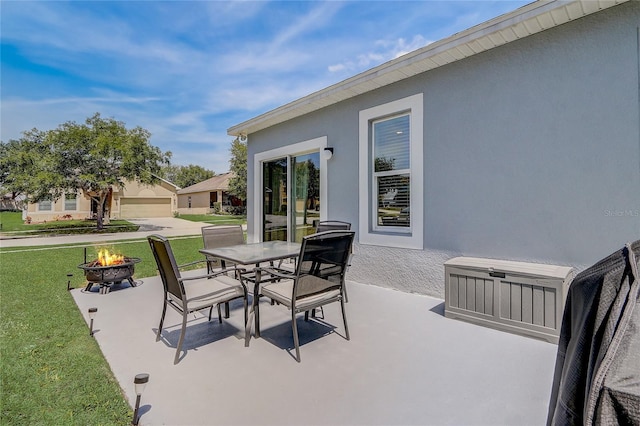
[228,137,247,203]
[160,164,214,188]
[7,113,171,229]
[0,129,51,208]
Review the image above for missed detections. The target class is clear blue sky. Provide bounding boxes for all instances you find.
[1,1,529,173]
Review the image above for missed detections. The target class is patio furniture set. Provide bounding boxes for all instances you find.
[147,221,354,364]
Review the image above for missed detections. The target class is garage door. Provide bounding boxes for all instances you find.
[120,198,171,218]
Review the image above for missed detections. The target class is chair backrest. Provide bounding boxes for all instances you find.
[201,225,244,267]
[202,224,244,248]
[148,234,184,301]
[315,220,351,233]
[294,230,355,299]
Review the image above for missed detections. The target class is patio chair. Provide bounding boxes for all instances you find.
[315,220,351,232]
[201,225,245,274]
[202,224,247,318]
[148,234,248,364]
[315,221,353,304]
[255,230,355,362]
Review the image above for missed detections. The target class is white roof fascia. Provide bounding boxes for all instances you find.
[228,0,628,137]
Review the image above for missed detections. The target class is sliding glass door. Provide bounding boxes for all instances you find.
[263,157,288,241]
[291,152,320,242]
[262,152,320,242]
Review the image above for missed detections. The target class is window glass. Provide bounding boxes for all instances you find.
[64,193,77,211]
[373,114,410,230]
[374,115,410,171]
[39,199,52,211]
[292,152,320,242]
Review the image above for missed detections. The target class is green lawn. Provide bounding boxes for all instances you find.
[177,213,245,225]
[0,211,138,234]
[0,236,205,425]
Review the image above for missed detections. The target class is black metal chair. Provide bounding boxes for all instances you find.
[254,230,355,362]
[315,221,352,303]
[148,234,248,364]
[201,225,245,274]
[315,220,351,232]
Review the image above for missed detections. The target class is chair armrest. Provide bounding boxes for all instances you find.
[180,266,244,283]
[255,266,296,280]
[178,259,207,269]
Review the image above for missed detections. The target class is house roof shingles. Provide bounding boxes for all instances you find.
[176,172,234,195]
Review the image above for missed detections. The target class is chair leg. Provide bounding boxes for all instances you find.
[174,310,188,364]
[224,302,230,318]
[343,279,349,303]
[340,299,350,341]
[217,304,222,324]
[243,297,248,326]
[292,310,301,363]
[156,300,168,342]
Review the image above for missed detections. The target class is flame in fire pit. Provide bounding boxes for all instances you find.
[97,249,125,266]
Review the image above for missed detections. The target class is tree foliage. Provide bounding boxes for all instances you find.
[0,113,170,229]
[0,129,51,206]
[160,164,214,188]
[228,137,247,203]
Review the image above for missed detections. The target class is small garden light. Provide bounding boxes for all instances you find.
[67,273,73,291]
[88,307,97,336]
[132,373,149,425]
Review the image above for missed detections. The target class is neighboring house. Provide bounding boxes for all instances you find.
[25,178,179,221]
[176,172,243,215]
[1,193,24,211]
[228,0,640,297]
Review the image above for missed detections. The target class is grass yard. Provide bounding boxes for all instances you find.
[0,236,205,425]
[177,213,245,226]
[0,211,139,234]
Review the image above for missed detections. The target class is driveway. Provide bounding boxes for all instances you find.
[0,217,208,248]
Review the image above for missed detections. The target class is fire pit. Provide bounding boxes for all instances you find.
[78,249,141,294]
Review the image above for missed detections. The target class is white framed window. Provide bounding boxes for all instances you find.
[64,192,77,211]
[359,93,423,249]
[38,199,52,211]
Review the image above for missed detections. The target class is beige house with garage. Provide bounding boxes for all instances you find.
[25,177,179,222]
[177,172,242,215]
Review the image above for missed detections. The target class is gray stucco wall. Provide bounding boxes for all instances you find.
[246,2,640,297]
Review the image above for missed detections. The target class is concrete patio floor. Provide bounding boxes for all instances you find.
[72,272,557,426]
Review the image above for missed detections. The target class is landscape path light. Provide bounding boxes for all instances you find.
[132,373,150,425]
[88,307,97,336]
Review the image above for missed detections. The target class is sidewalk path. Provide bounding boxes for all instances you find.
[0,217,208,248]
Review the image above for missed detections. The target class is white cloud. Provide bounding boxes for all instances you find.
[2,0,530,172]
[329,34,432,74]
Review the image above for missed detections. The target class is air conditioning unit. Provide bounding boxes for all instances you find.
[444,257,575,344]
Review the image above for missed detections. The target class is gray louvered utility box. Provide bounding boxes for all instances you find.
[444,257,574,344]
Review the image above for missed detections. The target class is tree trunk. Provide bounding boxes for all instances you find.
[96,191,109,230]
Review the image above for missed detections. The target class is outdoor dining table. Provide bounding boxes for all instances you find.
[199,241,301,345]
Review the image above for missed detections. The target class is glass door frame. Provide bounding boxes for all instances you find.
[250,136,330,243]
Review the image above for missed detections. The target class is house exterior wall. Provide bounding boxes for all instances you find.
[246,3,640,297]
[112,180,177,218]
[177,191,215,215]
[26,191,92,222]
[26,179,178,221]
